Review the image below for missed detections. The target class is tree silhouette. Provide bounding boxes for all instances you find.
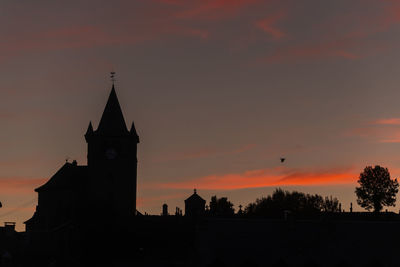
[245,188,342,217]
[322,196,341,212]
[355,165,399,213]
[208,196,234,216]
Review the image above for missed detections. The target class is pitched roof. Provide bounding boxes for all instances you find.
[35,162,88,192]
[96,85,129,136]
[185,189,206,203]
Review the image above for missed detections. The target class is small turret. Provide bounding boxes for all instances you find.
[84,121,94,141]
[130,121,140,143]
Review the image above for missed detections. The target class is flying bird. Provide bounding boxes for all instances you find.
[280,158,286,163]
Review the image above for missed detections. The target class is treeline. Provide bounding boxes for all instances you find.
[206,188,341,218]
[244,188,341,218]
[207,195,235,216]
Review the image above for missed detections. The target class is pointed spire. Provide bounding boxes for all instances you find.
[130,121,137,135]
[86,121,93,135]
[130,121,140,143]
[85,121,94,141]
[96,85,129,135]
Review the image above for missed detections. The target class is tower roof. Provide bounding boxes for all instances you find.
[96,85,129,135]
[185,189,206,203]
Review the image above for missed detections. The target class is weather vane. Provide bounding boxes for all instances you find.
[110,71,116,85]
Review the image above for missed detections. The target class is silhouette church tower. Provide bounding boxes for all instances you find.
[25,77,140,231]
[85,84,140,218]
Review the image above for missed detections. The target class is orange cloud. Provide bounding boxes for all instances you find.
[380,138,400,143]
[377,129,400,143]
[152,166,356,190]
[373,118,400,125]
[0,178,47,195]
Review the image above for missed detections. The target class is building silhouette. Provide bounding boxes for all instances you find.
[185,189,206,217]
[25,85,139,232]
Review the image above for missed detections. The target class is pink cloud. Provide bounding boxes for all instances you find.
[0,21,209,60]
[377,0,400,31]
[154,0,184,4]
[2,0,400,65]
[345,126,379,138]
[162,24,209,39]
[255,11,286,39]
[254,0,400,63]
[377,129,400,143]
[264,38,360,63]
[0,26,113,54]
[0,111,15,120]
[231,144,256,154]
[347,117,400,143]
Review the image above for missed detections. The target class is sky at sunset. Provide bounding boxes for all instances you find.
[2,0,400,231]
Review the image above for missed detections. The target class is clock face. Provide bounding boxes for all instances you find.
[105,148,117,160]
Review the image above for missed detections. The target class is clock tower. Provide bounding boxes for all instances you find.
[84,85,139,220]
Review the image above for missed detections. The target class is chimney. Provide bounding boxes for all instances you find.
[162,204,168,216]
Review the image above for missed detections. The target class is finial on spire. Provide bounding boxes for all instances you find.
[110,71,116,85]
[194,188,197,194]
